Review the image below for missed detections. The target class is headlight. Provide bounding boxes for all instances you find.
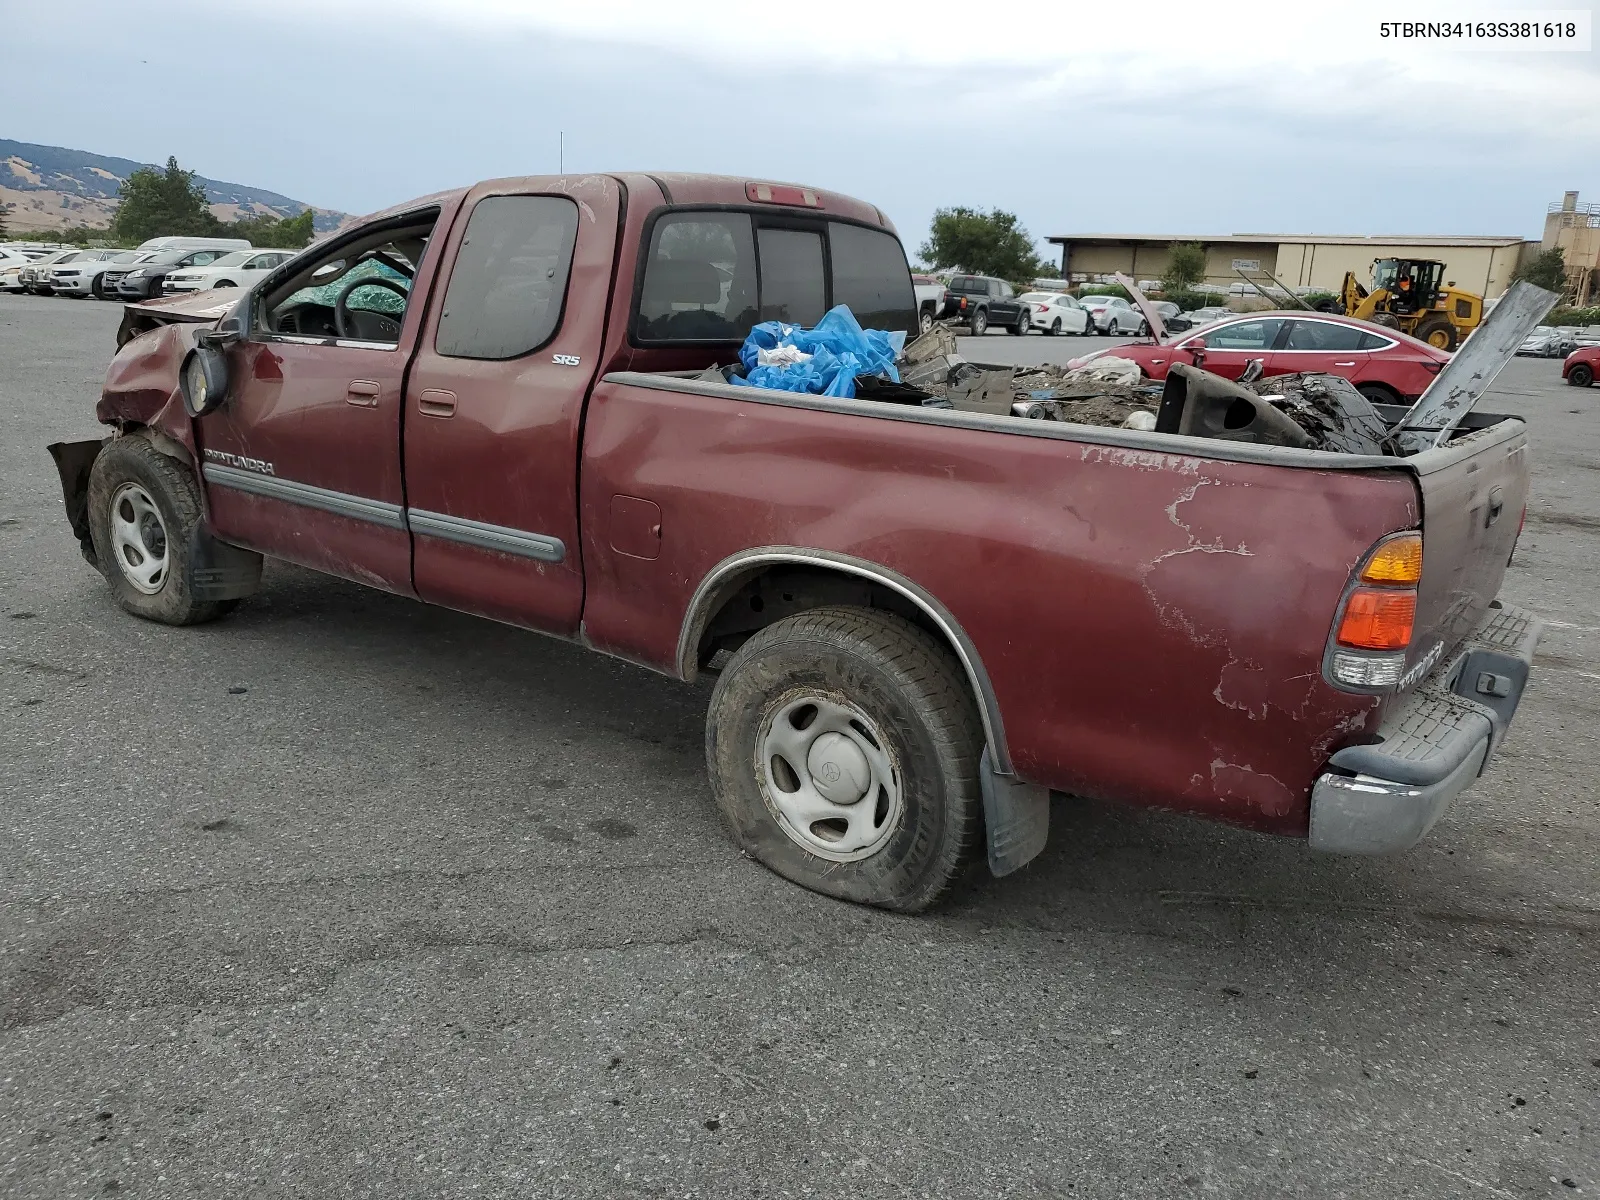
[127,269,148,278]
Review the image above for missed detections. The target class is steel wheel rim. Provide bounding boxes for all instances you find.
[108,482,170,594]
[756,691,904,862]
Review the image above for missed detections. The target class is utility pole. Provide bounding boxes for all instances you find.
[559,132,564,175]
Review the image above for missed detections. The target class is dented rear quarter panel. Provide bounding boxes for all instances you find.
[579,384,1421,835]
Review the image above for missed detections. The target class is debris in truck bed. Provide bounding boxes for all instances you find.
[1243,372,1391,456]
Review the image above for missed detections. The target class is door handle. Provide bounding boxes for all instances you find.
[1333,361,1357,367]
[417,389,457,418]
[346,380,381,407]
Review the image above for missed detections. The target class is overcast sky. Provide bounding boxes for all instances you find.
[6,0,1597,260]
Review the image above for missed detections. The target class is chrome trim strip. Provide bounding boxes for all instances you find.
[201,464,407,529]
[676,546,1012,775]
[407,508,566,563]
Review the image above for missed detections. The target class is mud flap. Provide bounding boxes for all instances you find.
[184,528,264,600]
[47,439,106,566]
[979,748,1050,877]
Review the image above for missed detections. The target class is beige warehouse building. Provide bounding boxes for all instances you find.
[1048,232,1533,299]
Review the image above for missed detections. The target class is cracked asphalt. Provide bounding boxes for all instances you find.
[2,293,1597,1199]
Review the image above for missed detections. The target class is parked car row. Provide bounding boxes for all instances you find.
[0,236,292,301]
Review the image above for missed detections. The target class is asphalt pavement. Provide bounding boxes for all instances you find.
[2,294,1597,1199]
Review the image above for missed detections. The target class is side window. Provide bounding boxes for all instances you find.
[828,221,914,333]
[1205,318,1283,350]
[636,213,759,343]
[261,212,438,343]
[435,195,579,360]
[1284,320,1366,351]
[757,228,826,325]
[1357,331,1392,351]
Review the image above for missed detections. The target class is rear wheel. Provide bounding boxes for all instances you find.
[1414,316,1457,351]
[1356,382,1399,406]
[1046,318,1061,336]
[704,606,984,912]
[1136,319,1150,337]
[1569,363,1594,388]
[87,436,255,625]
[918,308,935,335]
[1009,311,1028,336]
[969,308,988,336]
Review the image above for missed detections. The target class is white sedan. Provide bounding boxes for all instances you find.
[1018,292,1093,336]
[1079,294,1147,335]
[162,249,297,294]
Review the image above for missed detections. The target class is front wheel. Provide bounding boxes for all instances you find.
[704,607,984,912]
[1570,363,1595,388]
[87,436,258,625]
[969,308,988,336]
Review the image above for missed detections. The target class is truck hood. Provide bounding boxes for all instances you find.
[115,288,239,349]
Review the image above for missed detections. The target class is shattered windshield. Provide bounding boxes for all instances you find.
[282,258,410,315]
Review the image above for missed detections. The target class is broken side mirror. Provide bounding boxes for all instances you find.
[1186,337,1207,364]
[181,344,230,417]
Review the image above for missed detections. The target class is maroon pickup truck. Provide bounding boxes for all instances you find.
[49,173,1541,912]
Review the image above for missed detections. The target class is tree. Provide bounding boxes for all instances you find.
[111,157,219,243]
[1515,246,1567,293]
[918,207,1045,285]
[225,207,315,249]
[1161,242,1206,293]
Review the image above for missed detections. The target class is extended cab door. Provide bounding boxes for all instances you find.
[196,205,457,591]
[402,177,623,634]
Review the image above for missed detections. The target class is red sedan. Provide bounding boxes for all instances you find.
[1066,311,1451,403]
[1562,346,1598,388]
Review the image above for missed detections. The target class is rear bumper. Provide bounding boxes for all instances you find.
[1308,602,1540,854]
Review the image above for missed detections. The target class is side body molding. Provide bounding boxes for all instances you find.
[676,547,1014,777]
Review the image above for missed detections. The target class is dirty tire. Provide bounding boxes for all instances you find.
[969,308,988,336]
[87,435,241,626]
[705,606,984,913]
[1570,363,1594,388]
[1414,316,1457,351]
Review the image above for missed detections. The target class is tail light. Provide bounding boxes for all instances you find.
[1036,304,1049,313]
[1421,360,1445,374]
[1327,532,1423,691]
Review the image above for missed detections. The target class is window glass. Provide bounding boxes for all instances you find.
[1357,331,1392,351]
[1202,318,1282,350]
[828,222,914,333]
[636,213,759,342]
[1284,320,1366,351]
[757,228,826,325]
[435,195,579,360]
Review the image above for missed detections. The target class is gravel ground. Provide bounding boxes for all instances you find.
[2,293,1597,1199]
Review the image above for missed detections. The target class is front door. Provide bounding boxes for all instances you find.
[196,205,458,592]
[401,178,622,634]
[1186,316,1285,380]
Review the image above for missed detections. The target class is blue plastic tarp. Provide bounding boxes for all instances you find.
[731,305,906,399]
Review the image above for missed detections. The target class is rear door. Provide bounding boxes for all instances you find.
[402,178,622,634]
[1272,318,1372,381]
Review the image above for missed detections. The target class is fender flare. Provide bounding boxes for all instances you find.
[677,546,1014,776]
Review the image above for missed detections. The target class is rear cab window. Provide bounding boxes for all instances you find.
[633,210,914,345]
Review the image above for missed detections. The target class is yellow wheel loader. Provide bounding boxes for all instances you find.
[1318,258,1482,350]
